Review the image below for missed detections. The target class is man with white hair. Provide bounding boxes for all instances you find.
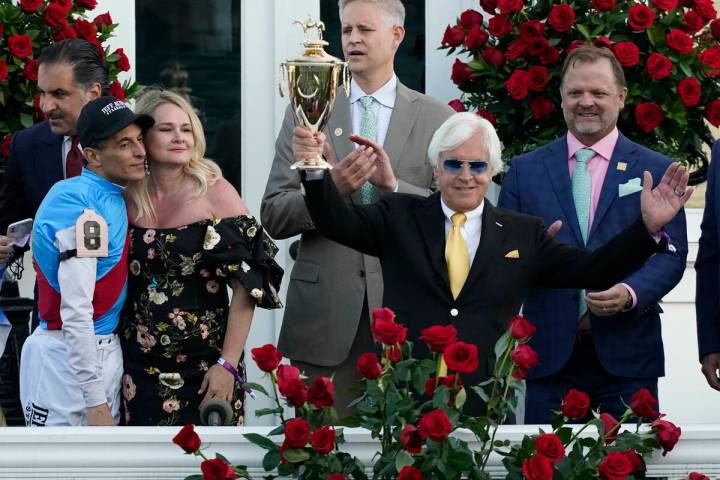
[262,0,451,414]
[297,112,692,415]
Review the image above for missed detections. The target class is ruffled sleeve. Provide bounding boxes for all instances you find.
[202,216,284,309]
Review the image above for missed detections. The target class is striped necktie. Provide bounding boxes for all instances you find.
[358,96,377,204]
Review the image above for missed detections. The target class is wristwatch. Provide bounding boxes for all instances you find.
[623,291,633,311]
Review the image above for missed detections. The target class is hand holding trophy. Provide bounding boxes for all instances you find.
[280,17,349,170]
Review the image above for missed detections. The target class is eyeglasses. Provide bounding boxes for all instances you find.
[442,159,489,175]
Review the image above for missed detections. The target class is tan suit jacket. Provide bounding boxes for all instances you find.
[261,81,452,366]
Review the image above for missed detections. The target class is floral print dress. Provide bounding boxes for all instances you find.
[121,216,283,426]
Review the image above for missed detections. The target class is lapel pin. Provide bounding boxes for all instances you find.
[334,127,343,137]
[495,221,503,228]
[617,162,627,171]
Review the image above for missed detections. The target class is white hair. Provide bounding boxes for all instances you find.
[338,0,405,26]
[427,112,502,173]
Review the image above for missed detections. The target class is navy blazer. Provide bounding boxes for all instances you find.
[696,141,720,361]
[0,121,64,232]
[498,133,688,379]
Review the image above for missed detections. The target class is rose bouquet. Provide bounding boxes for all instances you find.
[174,308,700,480]
[440,0,720,180]
[0,0,141,172]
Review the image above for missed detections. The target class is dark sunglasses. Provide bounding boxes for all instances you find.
[442,159,489,175]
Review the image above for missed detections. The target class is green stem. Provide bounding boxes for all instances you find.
[479,373,512,469]
[270,371,287,425]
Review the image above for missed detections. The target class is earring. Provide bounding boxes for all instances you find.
[144,157,150,176]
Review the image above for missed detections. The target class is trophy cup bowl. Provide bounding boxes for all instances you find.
[280,18,349,170]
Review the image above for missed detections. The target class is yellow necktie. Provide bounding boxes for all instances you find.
[445,213,469,299]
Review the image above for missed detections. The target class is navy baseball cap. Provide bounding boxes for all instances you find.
[77,96,154,147]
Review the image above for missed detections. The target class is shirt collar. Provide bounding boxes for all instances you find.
[440,197,484,224]
[81,168,126,194]
[567,127,619,162]
[349,74,397,108]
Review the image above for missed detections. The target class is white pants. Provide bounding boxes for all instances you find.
[19,327,122,426]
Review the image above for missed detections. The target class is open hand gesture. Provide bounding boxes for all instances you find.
[640,162,693,233]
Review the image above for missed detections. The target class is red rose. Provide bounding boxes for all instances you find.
[646,52,673,80]
[511,344,540,370]
[666,29,694,54]
[0,61,8,84]
[251,344,282,372]
[699,46,720,69]
[548,4,575,32]
[8,35,33,59]
[481,47,505,66]
[689,473,710,480]
[526,66,549,91]
[356,352,383,379]
[451,59,473,87]
[200,458,237,480]
[278,377,307,407]
[459,9,483,29]
[424,374,463,399]
[400,424,425,454]
[592,0,616,12]
[476,109,497,125]
[328,475,348,480]
[506,40,528,61]
[307,376,334,408]
[600,413,620,444]
[398,466,423,480]
[505,69,528,100]
[53,25,78,41]
[372,306,395,323]
[172,424,201,453]
[566,40,585,54]
[310,426,336,454]
[94,12,113,29]
[652,0,677,11]
[1,135,12,158]
[682,11,705,33]
[283,418,310,448]
[519,20,545,40]
[528,37,550,56]
[33,96,46,121]
[535,433,565,462]
[594,36,613,49]
[448,99,466,112]
[75,0,98,9]
[694,0,717,21]
[23,60,39,81]
[371,318,407,345]
[530,96,553,119]
[388,344,402,362]
[628,4,655,30]
[508,315,537,340]
[706,99,720,126]
[419,324,457,352]
[465,25,489,50]
[540,45,560,65]
[277,364,300,384]
[481,0,498,13]
[623,449,643,471]
[43,2,69,27]
[73,19,97,42]
[19,0,43,14]
[635,102,664,133]
[488,16,513,37]
[561,389,590,419]
[712,19,720,40]
[679,0,694,6]
[442,25,465,47]
[498,0,523,15]
[522,454,554,480]
[418,409,453,442]
[0,23,3,37]
[650,418,681,455]
[598,451,633,480]
[444,341,479,373]
[114,48,131,71]
[613,42,640,67]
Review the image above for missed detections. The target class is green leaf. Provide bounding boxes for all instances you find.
[576,24,591,40]
[184,476,204,480]
[215,453,231,463]
[394,450,415,472]
[646,25,665,46]
[282,448,310,463]
[19,112,33,129]
[243,382,269,396]
[254,407,284,417]
[678,62,693,78]
[262,450,281,471]
[267,425,285,436]
[493,331,511,365]
[277,462,295,476]
[454,386,467,409]
[242,433,279,451]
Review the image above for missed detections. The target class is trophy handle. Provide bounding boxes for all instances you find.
[342,64,350,97]
[278,63,287,98]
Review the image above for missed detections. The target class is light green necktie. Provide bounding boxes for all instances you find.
[359,96,377,204]
[572,148,595,317]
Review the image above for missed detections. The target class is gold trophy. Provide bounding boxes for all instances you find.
[280,17,349,170]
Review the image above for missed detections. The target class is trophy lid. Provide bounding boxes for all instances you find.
[288,17,344,65]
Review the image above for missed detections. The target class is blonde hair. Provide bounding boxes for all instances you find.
[126,89,222,222]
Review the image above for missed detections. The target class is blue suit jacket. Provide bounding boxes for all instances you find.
[0,121,63,232]
[696,141,720,361]
[498,133,687,379]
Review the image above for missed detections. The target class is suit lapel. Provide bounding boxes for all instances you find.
[328,92,354,163]
[543,137,585,246]
[383,82,418,171]
[35,122,64,182]
[589,134,636,239]
[461,202,506,298]
[413,192,450,291]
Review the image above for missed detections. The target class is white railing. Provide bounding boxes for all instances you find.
[0,425,718,479]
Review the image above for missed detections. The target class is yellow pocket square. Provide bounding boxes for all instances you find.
[505,249,520,259]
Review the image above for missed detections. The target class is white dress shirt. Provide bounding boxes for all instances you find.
[349,74,397,148]
[441,198,484,266]
[61,136,83,178]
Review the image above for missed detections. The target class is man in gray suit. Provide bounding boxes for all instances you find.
[261,0,452,415]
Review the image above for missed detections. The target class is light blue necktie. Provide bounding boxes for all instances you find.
[572,148,595,317]
[358,96,377,204]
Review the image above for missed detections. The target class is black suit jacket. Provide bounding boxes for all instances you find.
[303,174,663,411]
[0,121,63,232]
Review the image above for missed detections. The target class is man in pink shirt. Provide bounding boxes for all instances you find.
[498,45,688,423]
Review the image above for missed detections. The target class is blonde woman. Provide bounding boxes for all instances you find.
[121,89,283,426]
